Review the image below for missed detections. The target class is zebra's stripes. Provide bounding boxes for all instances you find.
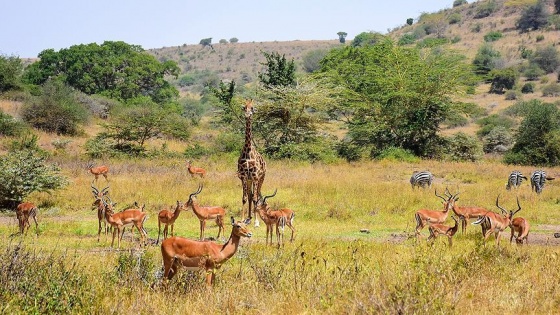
[506,171,527,190]
[530,170,555,194]
[410,171,434,189]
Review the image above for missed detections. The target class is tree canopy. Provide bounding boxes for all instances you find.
[23,41,180,104]
[316,39,472,157]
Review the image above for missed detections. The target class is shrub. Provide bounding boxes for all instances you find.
[471,23,482,33]
[184,143,211,159]
[21,79,88,135]
[448,13,462,24]
[416,38,449,48]
[0,149,68,208]
[523,63,545,81]
[474,0,498,19]
[521,82,535,93]
[444,132,483,162]
[483,126,513,153]
[504,90,519,100]
[542,83,560,97]
[214,132,243,153]
[398,33,417,45]
[336,141,364,162]
[476,114,515,138]
[484,31,503,42]
[531,45,560,73]
[0,111,27,136]
[488,68,518,94]
[453,0,468,7]
[444,113,469,128]
[516,0,549,32]
[536,34,545,42]
[376,147,419,162]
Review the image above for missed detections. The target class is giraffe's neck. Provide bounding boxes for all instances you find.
[242,115,253,157]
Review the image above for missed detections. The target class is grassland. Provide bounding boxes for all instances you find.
[2,156,560,314]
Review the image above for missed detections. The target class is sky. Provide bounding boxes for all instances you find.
[1,0,451,58]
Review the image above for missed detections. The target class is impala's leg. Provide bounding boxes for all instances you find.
[163,224,168,240]
[200,220,205,240]
[510,228,515,244]
[32,214,39,236]
[448,235,453,248]
[164,256,177,280]
[170,223,174,237]
[288,222,295,242]
[157,221,161,244]
[111,227,117,248]
[216,216,223,239]
[205,269,214,286]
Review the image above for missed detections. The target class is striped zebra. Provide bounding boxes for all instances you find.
[410,171,434,189]
[506,170,527,190]
[530,170,555,194]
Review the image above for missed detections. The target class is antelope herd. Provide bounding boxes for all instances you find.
[9,163,557,287]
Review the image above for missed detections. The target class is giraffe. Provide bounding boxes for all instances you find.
[238,99,266,227]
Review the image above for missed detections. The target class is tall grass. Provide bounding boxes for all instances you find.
[1,158,560,313]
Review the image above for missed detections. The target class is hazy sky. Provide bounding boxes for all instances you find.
[2,0,450,58]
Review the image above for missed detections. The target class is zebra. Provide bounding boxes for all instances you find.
[506,171,527,190]
[530,170,555,194]
[410,171,434,189]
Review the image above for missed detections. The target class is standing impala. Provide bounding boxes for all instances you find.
[510,216,530,245]
[414,189,456,239]
[16,202,39,236]
[447,189,489,235]
[256,189,296,247]
[186,184,226,240]
[157,201,186,244]
[472,195,521,246]
[91,182,110,242]
[97,196,148,248]
[186,161,206,178]
[161,217,252,286]
[87,162,109,182]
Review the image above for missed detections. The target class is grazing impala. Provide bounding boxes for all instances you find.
[157,201,186,244]
[91,182,110,242]
[510,217,530,245]
[414,189,456,239]
[87,162,109,182]
[161,217,252,286]
[186,161,206,178]
[186,184,226,240]
[97,196,148,248]
[16,202,39,235]
[256,189,296,247]
[472,195,521,246]
[427,215,459,247]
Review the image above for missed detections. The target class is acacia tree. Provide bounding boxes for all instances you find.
[516,0,549,32]
[0,54,23,92]
[23,41,179,104]
[316,39,472,157]
[258,51,296,88]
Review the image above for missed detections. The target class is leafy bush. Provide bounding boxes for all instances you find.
[523,63,544,81]
[398,33,417,45]
[271,141,337,163]
[448,13,462,24]
[489,68,518,94]
[484,31,503,42]
[444,113,469,128]
[521,82,535,93]
[0,149,68,208]
[530,45,560,73]
[214,132,243,153]
[444,133,483,162]
[542,83,560,97]
[21,79,88,135]
[336,141,364,162]
[0,54,23,93]
[416,38,449,48]
[301,49,329,73]
[472,44,501,76]
[376,147,419,162]
[453,0,468,7]
[504,90,519,100]
[474,0,498,18]
[476,114,515,138]
[471,23,482,33]
[84,136,118,159]
[0,111,27,136]
[516,1,549,32]
[536,34,545,42]
[184,143,211,159]
[483,126,513,153]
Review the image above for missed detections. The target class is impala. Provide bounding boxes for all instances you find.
[427,215,459,247]
[91,182,110,242]
[16,202,39,235]
[472,195,521,246]
[161,217,252,286]
[98,196,148,248]
[187,160,206,178]
[157,201,186,244]
[446,189,489,235]
[256,189,295,247]
[414,189,455,239]
[510,217,530,245]
[87,161,109,182]
[186,184,226,240]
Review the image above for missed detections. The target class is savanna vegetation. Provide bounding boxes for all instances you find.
[2,0,560,313]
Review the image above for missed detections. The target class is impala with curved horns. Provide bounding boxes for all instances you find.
[414,189,456,239]
[157,201,186,244]
[96,195,148,248]
[256,189,295,247]
[472,195,521,246]
[446,188,489,235]
[427,215,459,247]
[16,202,39,236]
[186,184,226,240]
[91,181,110,242]
[161,216,252,286]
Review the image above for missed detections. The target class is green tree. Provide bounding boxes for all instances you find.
[317,39,472,157]
[530,45,560,73]
[229,37,239,43]
[453,0,468,7]
[211,80,238,126]
[504,100,560,165]
[0,54,23,93]
[488,67,518,94]
[351,32,386,47]
[23,41,179,104]
[337,32,347,43]
[199,38,212,47]
[516,0,549,32]
[0,150,68,208]
[406,18,414,25]
[472,44,501,76]
[258,51,296,89]
[21,79,88,135]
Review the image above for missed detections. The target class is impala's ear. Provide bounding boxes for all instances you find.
[231,216,235,225]
[243,218,251,225]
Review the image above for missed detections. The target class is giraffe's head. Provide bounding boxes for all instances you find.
[243,99,255,118]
